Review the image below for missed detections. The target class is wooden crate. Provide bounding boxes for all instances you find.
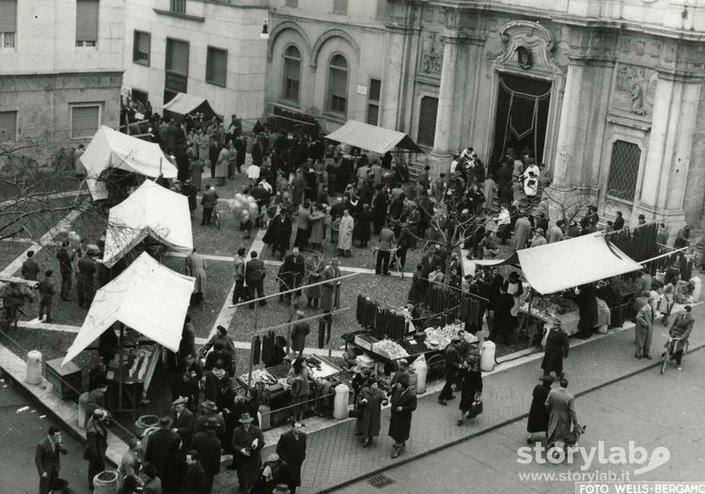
[45,357,82,400]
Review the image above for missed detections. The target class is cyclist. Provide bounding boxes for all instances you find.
[666,305,694,369]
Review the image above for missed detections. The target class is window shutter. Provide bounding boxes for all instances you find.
[0,111,17,142]
[71,106,100,138]
[76,0,99,42]
[0,0,17,32]
[167,39,189,75]
[137,32,149,53]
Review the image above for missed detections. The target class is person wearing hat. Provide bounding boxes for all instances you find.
[388,375,417,458]
[389,359,413,392]
[84,409,109,489]
[666,305,694,368]
[542,319,569,378]
[202,324,237,360]
[171,396,195,450]
[530,227,547,248]
[438,336,463,405]
[143,416,180,486]
[231,412,265,492]
[193,400,225,439]
[527,375,554,444]
[545,378,578,445]
[36,425,67,494]
[192,417,222,494]
[457,342,483,426]
[276,421,307,494]
[280,247,306,302]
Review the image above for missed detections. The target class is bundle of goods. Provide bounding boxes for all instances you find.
[424,324,476,350]
[531,297,580,316]
[372,339,410,360]
[240,368,277,386]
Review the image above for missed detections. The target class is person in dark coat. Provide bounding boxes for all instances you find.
[264,211,293,261]
[77,252,96,309]
[541,320,569,378]
[355,380,388,447]
[388,376,417,459]
[527,376,553,443]
[21,250,41,280]
[371,187,388,235]
[232,413,265,492]
[191,418,222,494]
[574,283,598,339]
[290,311,309,357]
[170,396,195,451]
[438,336,463,405]
[276,421,307,494]
[84,409,109,489]
[184,450,208,494]
[354,204,373,247]
[457,343,483,426]
[36,425,67,494]
[407,263,425,306]
[492,285,515,344]
[144,416,181,484]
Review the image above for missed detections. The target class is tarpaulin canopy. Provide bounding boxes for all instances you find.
[62,252,195,366]
[102,180,193,268]
[473,233,642,295]
[163,92,218,122]
[325,120,423,155]
[81,126,177,201]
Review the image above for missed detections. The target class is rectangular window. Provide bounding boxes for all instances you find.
[285,0,298,7]
[206,46,227,87]
[166,38,189,76]
[0,110,17,142]
[367,78,381,125]
[606,140,641,202]
[417,96,438,147]
[76,0,99,47]
[133,30,150,66]
[170,0,186,14]
[70,104,101,139]
[333,0,347,15]
[283,57,301,103]
[0,0,17,49]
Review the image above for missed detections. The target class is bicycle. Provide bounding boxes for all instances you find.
[660,334,688,374]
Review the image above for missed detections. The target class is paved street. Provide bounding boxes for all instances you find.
[336,347,705,494]
[0,378,91,494]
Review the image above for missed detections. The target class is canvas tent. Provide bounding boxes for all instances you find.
[473,233,642,295]
[102,180,193,268]
[325,120,423,155]
[163,93,218,122]
[81,126,177,201]
[62,252,195,366]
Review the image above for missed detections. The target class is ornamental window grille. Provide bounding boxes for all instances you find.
[417,96,438,147]
[606,140,641,202]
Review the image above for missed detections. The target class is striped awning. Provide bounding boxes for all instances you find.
[325,120,423,154]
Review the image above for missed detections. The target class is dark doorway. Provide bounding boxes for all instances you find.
[492,74,552,163]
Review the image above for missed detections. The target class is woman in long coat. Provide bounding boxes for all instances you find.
[388,377,416,458]
[457,343,483,425]
[527,376,553,443]
[185,249,207,305]
[319,260,341,312]
[215,144,229,186]
[308,205,326,250]
[337,210,354,257]
[355,380,387,447]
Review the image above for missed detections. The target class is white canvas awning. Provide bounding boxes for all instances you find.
[473,233,642,295]
[325,120,423,155]
[81,126,177,201]
[62,253,195,366]
[102,180,193,268]
[163,93,217,121]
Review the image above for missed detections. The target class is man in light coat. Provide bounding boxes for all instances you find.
[634,298,655,359]
[544,378,578,444]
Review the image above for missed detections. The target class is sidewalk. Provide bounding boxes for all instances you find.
[273,304,705,493]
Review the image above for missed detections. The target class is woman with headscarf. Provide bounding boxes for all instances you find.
[527,376,553,444]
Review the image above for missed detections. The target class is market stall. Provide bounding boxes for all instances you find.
[80,126,177,201]
[102,180,193,268]
[62,252,195,413]
[163,92,218,123]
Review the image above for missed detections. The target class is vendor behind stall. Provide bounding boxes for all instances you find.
[573,284,598,339]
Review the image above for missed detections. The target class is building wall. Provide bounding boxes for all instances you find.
[122,0,269,124]
[0,0,124,159]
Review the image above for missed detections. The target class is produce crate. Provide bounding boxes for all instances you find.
[354,334,378,351]
[45,357,82,400]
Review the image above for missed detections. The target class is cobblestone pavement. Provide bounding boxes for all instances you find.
[210,304,705,493]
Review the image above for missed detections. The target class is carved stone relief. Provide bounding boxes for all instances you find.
[419,32,444,76]
[494,20,565,77]
[613,64,658,117]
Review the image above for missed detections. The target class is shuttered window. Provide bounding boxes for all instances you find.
[206,46,227,87]
[76,0,99,47]
[417,96,438,147]
[0,111,17,142]
[70,104,101,139]
[170,0,186,14]
[0,0,17,46]
[166,38,189,76]
[367,78,381,125]
[326,54,348,115]
[133,30,150,65]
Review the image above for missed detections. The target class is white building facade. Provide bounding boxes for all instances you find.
[0,0,124,158]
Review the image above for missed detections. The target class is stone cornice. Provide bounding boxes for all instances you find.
[656,68,705,83]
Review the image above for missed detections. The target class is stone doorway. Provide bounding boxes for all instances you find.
[492,74,552,163]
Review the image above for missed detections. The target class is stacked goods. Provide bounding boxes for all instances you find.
[424,324,477,350]
[240,368,277,386]
[372,339,410,360]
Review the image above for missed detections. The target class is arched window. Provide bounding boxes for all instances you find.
[326,54,348,114]
[282,45,301,103]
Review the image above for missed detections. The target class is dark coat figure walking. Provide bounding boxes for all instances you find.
[541,321,569,378]
[264,213,293,260]
[457,343,483,425]
[276,424,307,494]
[527,376,553,443]
[144,417,181,485]
[84,410,109,489]
[388,377,417,458]
[232,413,265,492]
[191,419,222,494]
[184,453,208,494]
[36,426,66,494]
[355,382,387,446]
